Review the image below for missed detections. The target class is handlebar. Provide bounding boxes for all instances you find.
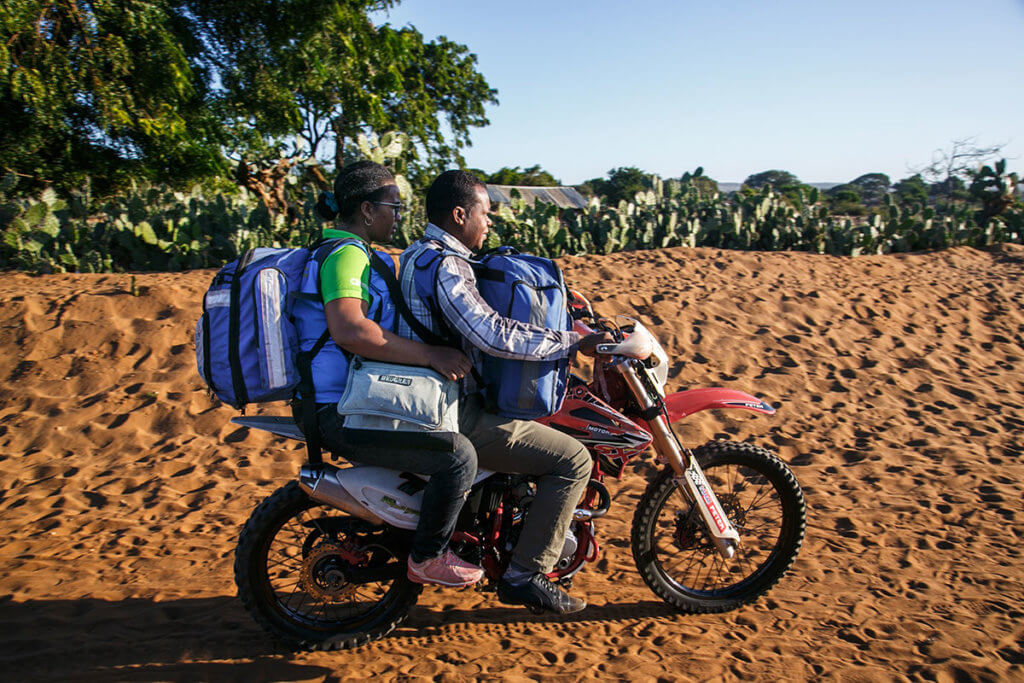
[594,331,654,360]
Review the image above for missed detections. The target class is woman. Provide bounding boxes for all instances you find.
[293,160,482,587]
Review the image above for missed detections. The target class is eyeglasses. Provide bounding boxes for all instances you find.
[372,201,404,217]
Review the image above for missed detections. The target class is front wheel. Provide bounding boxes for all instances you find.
[631,440,805,613]
[234,481,421,650]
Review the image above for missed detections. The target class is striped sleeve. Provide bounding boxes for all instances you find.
[434,255,580,361]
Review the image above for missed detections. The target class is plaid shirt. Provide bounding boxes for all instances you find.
[397,224,580,392]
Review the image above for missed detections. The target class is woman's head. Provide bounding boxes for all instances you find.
[316,161,401,243]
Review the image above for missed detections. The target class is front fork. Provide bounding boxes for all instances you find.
[617,361,740,559]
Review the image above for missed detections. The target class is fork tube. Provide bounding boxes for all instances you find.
[617,360,739,560]
[615,362,689,477]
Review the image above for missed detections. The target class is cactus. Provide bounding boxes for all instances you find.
[2,161,1023,273]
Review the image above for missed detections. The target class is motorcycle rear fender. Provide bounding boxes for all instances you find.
[664,387,775,424]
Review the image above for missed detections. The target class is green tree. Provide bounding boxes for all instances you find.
[826,189,866,216]
[485,165,560,186]
[893,174,928,206]
[199,4,496,176]
[844,173,890,205]
[581,166,652,205]
[1,1,497,197]
[742,169,800,190]
[1,0,227,194]
[741,170,817,210]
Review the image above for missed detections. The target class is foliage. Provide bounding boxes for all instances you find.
[580,167,653,206]
[489,169,1023,260]
[0,1,496,196]
[830,173,891,206]
[826,189,867,217]
[969,159,1019,224]
[679,167,718,196]
[894,174,928,206]
[742,170,800,190]
[3,157,1023,274]
[485,165,560,186]
[1,0,227,195]
[0,170,324,273]
[0,130,431,273]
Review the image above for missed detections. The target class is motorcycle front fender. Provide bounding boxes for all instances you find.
[664,387,775,424]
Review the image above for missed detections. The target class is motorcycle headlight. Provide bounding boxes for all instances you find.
[616,317,670,396]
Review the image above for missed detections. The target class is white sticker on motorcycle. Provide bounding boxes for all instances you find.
[689,469,728,534]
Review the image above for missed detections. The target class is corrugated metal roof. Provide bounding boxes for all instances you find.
[486,185,589,209]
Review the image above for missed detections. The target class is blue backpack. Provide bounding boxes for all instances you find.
[194,239,354,409]
[412,243,573,420]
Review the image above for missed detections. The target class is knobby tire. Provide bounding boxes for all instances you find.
[234,481,421,651]
[631,440,805,613]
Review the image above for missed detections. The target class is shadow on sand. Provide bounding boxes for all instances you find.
[1,594,679,679]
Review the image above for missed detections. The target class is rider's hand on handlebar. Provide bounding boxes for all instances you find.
[577,332,616,357]
[427,347,472,381]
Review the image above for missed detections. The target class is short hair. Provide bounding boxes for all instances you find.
[426,170,486,225]
[316,160,394,221]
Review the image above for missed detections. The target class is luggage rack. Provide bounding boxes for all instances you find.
[231,415,306,441]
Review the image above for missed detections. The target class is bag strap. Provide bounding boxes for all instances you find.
[228,248,259,408]
[296,330,332,465]
[368,250,454,348]
[401,243,491,397]
[295,236,358,464]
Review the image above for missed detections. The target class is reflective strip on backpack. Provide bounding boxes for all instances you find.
[205,289,230,308]
[195,316,206,382]
[258,269,288,389]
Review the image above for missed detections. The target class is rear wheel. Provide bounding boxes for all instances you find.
[234,481,421,650]
[631,441,805,613]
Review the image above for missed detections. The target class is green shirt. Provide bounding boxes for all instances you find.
[319,228,371,305]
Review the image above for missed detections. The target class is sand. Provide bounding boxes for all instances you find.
[1,244,1023,681]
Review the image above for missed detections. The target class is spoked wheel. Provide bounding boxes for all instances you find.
[234,481,421,650]
[631,441,805,613]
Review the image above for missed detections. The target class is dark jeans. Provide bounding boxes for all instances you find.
[297,402,477,563]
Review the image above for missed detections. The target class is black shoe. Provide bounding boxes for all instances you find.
[496,573,586,614]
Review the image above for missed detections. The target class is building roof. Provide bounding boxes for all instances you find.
[486,185,589,210]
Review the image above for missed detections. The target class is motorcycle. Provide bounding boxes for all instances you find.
[231,291,806,650]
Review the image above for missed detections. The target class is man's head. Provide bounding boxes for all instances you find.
[426,170,492,251]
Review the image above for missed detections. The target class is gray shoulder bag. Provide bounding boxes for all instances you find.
[335,250,462,434]
[338,358,459,433]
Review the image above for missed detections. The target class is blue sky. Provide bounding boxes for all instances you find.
[374,0,1024,184]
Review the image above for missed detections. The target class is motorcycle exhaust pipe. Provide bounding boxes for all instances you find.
[298,464,384,526]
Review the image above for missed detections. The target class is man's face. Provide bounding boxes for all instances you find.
[458,186,492,251]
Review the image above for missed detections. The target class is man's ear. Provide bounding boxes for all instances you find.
[452,206,467,226]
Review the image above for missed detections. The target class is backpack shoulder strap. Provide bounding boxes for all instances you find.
[367,250,452,348]
[294,236,360,465]
[402,242,488,392]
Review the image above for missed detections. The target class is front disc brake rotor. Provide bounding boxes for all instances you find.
[673,509,702,550]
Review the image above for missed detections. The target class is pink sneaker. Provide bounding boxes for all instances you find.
[407,549,484,587]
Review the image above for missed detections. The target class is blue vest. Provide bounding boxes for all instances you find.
[293,240,397,403]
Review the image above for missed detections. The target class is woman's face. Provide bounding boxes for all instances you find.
[363,182,402,244]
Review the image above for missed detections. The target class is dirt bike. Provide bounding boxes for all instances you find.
[231,291,806,651]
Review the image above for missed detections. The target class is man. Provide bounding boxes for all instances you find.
[397,170,613,614]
